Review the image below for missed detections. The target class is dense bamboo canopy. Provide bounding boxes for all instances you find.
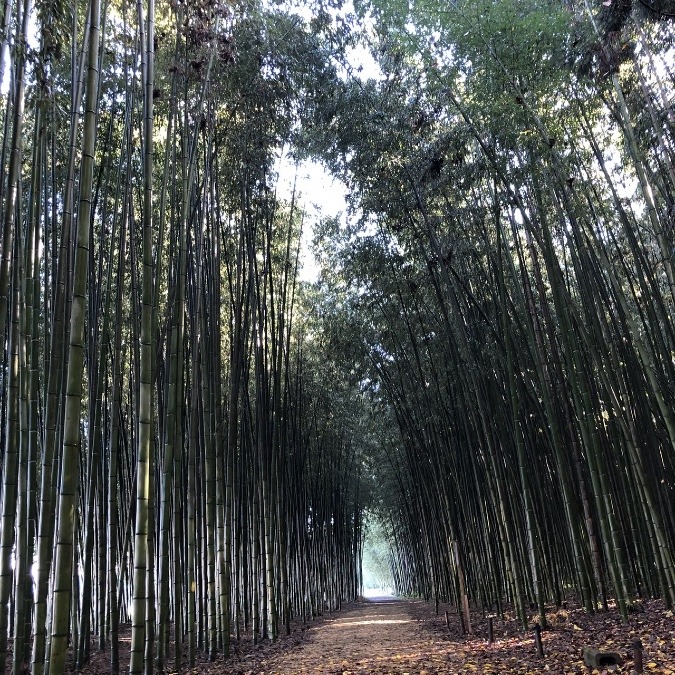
[0,0,673,672]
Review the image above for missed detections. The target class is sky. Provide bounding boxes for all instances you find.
[273,2,382,283]
[275,154,349,282]
[277,0,382,281]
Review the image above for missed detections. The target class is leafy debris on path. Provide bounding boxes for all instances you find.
[75,597,675,674]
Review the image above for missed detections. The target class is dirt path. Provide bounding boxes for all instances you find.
[250,597,675,674]
[258,598,452,674]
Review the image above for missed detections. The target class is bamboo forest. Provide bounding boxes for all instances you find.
[0,0,673,672]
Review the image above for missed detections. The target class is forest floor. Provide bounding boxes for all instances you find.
[73,596,675,674]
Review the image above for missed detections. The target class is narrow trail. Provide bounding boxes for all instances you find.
[259,598,454,674]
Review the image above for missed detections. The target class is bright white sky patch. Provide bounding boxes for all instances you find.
[276,151,348,282]
[270,2,381,282]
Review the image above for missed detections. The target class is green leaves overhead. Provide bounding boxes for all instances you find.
[308,0,675,625]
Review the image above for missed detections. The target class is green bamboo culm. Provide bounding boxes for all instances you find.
[47,0,102,671]
[129,0,155,670]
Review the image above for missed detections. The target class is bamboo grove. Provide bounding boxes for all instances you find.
[1,0,675,671]
[307,0,675,633]
[0,1,367,674]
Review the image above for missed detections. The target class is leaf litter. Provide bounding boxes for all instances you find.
[74,597,675,674]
